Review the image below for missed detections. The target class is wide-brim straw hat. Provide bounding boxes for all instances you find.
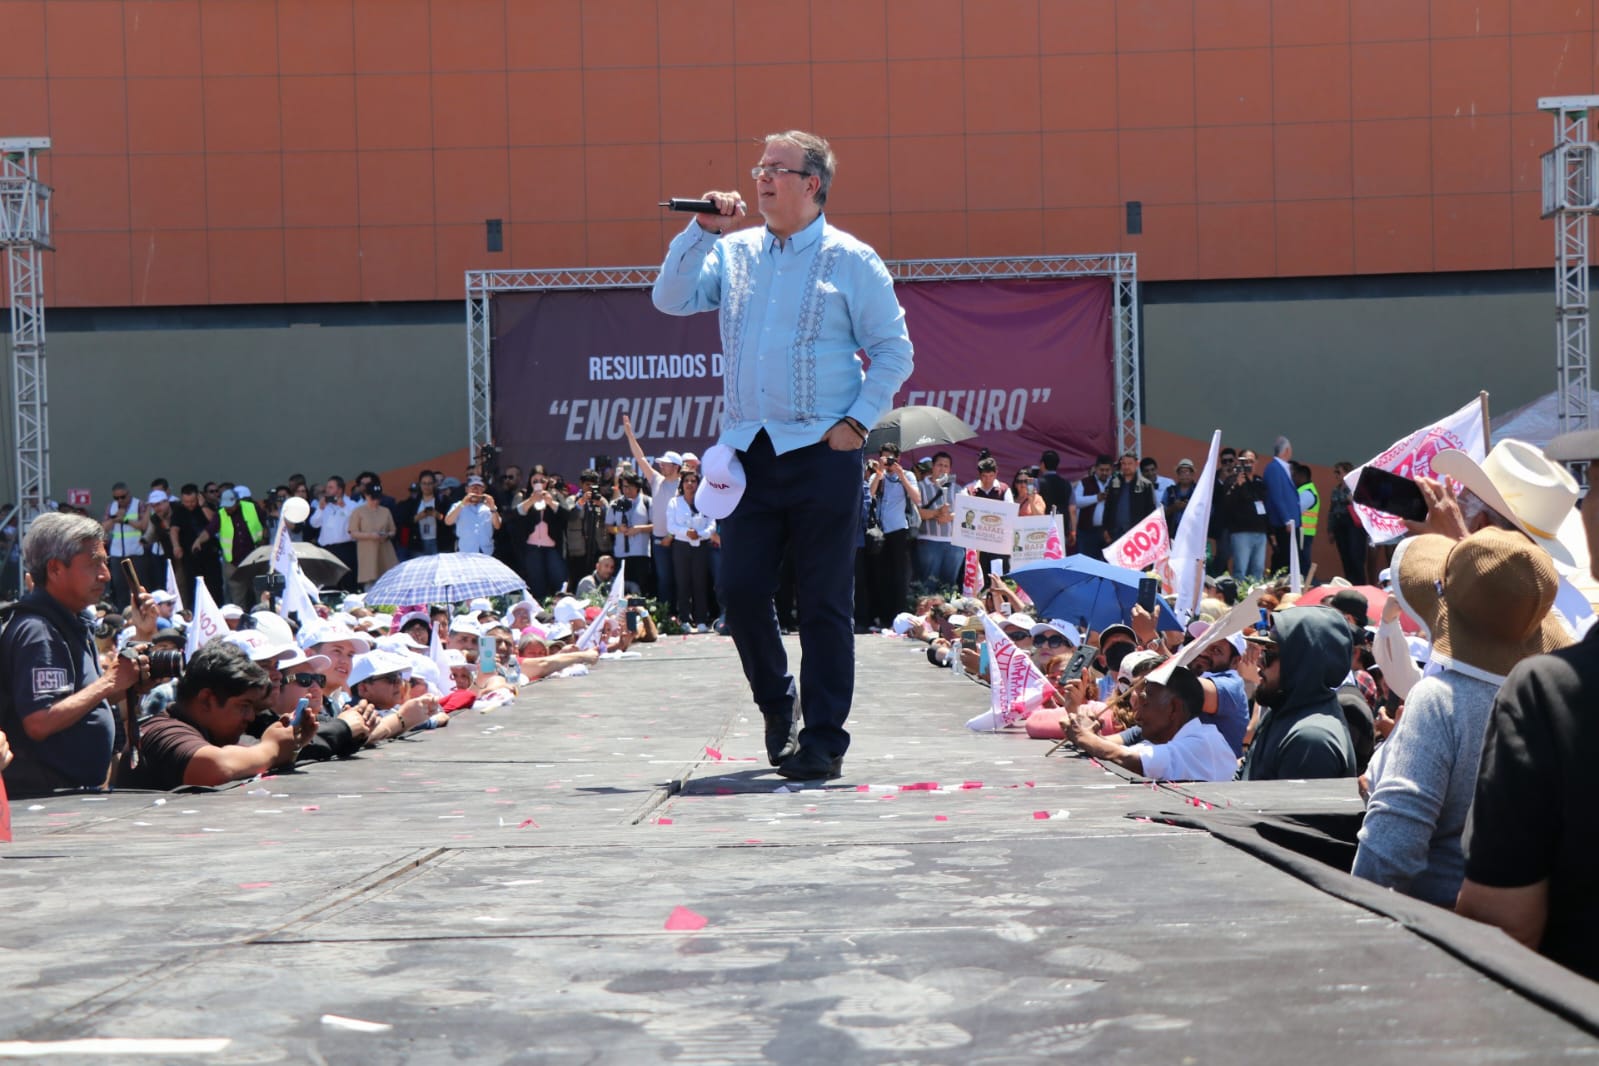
[1392,529,1570,678]
[1433,439,1586,572]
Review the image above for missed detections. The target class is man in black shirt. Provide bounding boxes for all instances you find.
[1,513,151,797]
[1220,449,1270,580]
[1457,439,1599,980]
[170,483,223,604]
[1036,450,1073,519]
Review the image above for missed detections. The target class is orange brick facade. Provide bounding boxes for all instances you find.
[3,0,1593,307]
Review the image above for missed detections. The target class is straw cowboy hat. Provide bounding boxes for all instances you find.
[1391,529,1570,679]
[1432,439,1587,572]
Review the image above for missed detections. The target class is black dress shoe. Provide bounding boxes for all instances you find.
[776,748,843,781]
[763,706,800,766]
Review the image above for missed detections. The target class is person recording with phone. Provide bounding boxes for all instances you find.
[1,514,157,797]
[1220,449,1271,580]
[445,475,501,555]
[867,443,922,622]
[516,470,571,601]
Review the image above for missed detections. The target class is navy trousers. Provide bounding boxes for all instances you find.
[719,431,862,761]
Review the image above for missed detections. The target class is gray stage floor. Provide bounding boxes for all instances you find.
[2,634,1594,1063]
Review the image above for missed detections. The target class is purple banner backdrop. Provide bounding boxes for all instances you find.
[490,277,1114,485]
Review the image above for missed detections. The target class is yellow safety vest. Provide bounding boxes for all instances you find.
[220,502,264,563]
[1298,483,1320,537]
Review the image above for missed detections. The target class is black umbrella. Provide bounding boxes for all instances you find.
[864,405,978,453]
[233,540,350,586]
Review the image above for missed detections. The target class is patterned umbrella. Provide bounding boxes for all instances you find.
[363,551,527,607]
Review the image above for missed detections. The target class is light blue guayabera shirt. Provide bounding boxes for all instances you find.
[652,214,915,454]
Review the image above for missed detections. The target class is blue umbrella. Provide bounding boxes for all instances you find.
[363,552,527,607]
[1009,556,1184,635]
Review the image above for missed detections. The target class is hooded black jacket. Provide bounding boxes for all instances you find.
[1241,605,1357,781]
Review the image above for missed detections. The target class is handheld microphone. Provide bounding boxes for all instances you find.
[659,198,720,214]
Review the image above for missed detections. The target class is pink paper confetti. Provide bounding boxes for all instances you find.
[960,781,984,790]
[899,782,938,791]
[714,787,733,796]
[301,806,319,812]
[704,747,724,761]
[1024,781,1036,788]
[516,818,538,829]
[856,784,870,792]
[484,787,500,793]
[238,882,273,889]
[934,815,949,822]
[656,817,674,825]
[664,906,708,931]
[1032,810,1051,820]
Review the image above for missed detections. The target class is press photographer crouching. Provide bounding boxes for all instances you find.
[128,641,300,790]
[1,513,157,797]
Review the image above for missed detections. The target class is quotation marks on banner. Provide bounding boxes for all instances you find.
[1029,388,1053,403]
[549,400,572,416]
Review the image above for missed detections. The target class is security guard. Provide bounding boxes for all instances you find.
[1,513,150,797]
[1294,461,1320,581]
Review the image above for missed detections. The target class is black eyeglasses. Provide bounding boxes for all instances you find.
[1004,630,1031,642]
[1036,634,1071,647]
[112,493,129,502]
[283,672,326,689]
[1259,647,1279,668]
[751,165,811,180]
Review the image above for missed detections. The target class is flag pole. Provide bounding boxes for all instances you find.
[1478,390,1491,444]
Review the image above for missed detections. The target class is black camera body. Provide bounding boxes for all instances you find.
[122,642,184,680]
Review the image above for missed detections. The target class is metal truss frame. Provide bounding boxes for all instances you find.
[465,252,1140,460]
[0,137,52,536]
[1540,96,1599,435]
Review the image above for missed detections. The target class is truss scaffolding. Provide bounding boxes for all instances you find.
[466,253,1140,462]
[0,137,52,536]
[1541,97,1599,436]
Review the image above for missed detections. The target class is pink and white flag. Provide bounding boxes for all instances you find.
[1044,521,1065,560]
[1343,396,1487,544]
[961,549,981,598]
[1105,508,1171,572]
[965,613,1051,731]
[165,559,183,615]
[184,577,231,660]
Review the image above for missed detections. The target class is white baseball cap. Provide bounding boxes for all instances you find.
[275,649,333,674]
[146,489,170,505]
[469,597,494,615]
[149,589,176,605]
[375,631,427,653]
[444,649,469,668]
[681,451,699,463]
[552,597,586,624]
[660,451,683,466]
[218,602,242,618]
[695,443,746,520]
[222,630,298,663]
[1003,612,1037,632]
[449,616,483,637]
[347,649,415,689]
[1186,620,1246,658]
[545,621,574,642]
[298,618,375,651]
[1030,618,1082,646]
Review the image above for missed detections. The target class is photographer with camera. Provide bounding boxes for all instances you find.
[565,469,612,582]
[1220,449,1272,580]
[445,475,501,555]
[515,469,570,601]
[129,641,299,790]
[608,471,655,596]
[867,443,922,621]
[1,513,157,797]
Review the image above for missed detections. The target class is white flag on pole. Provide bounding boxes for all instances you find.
[185,578,231,660]
[165,560,183,615]
[277,556,320,622]
[269,516,297,581]
[1169,430,1223,623]
[964,613,1051,731]
[577,560,626,651]
[1105,508,1171,572]
[1344,396,1488,544]
[428,613,452,681]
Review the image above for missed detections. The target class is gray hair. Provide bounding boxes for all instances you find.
[765,130,836,207]
[1273,436,1292,457]
[23,512,106,588]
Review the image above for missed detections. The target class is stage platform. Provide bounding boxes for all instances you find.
[2,634,1594,1063]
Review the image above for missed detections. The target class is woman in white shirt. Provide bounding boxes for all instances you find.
[667,471,716,632]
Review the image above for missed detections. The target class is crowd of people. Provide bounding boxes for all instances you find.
[1,427,1596,983]
[0,508,655,797]
[880,432,1599,985]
